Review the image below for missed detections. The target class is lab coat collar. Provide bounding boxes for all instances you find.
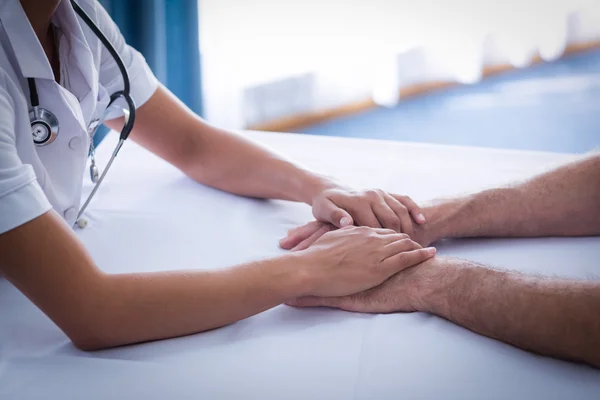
[0,0,54,80]
[54,0,98,125]
[0,0,96,94]
[54,0,97,95]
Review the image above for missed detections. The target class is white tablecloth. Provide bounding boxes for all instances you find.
[1,131,599,399]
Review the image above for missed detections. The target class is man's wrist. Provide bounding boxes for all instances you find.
[408,257,464,316]
[416,197,473,244]
[412,203,446,245]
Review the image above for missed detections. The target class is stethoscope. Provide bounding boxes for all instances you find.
[27,0,136,228]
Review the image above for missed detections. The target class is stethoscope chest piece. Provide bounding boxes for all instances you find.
[25,0,136,228]
[30,107,59,146]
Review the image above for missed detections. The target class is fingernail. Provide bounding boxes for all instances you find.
[417,213,426,223]
[426,247,436,255]
[340,216,352,226]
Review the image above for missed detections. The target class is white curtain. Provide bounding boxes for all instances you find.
[199,0,600,129]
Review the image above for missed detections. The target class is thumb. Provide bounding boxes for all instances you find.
[286,296,342,308]
[319,199,353,228]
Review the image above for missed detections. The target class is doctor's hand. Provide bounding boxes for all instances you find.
[280,218,433,252]
[310,188,425,233]
[292,226,436,298]
[287,256,443,313]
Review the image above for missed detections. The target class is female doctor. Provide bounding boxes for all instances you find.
[0,0,435,350]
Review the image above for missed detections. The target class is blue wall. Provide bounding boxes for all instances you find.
[95,0,202,145]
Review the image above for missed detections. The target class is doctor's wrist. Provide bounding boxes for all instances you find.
[299,174,344,206]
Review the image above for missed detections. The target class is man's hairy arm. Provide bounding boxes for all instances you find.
[417,153,600,244]
[281,153,600,249]
[289,256,600,368]
[285,153,600,367]
[418,258,600,367]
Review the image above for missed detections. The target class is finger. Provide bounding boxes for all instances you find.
[383,194,413,236]
[291,224,334,251]
[280,221,326,249]
[369,230,412,245]
[383,238,422,258]
[286,296,353,310]
[320,199,354,228]
[346,202,382,228]
[370,199,402,232]
[372,228,403,236]
[382,247,436,271]
[391,194,426,224]
[287,296,335,307]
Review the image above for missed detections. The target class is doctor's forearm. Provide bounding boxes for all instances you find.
[107,86,336,204]
[416,153,600,243]
[80,255,308,350]
[180,124,336,204]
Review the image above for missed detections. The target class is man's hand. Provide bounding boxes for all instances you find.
[280,217,434,251]
[287,256,442,312]
[311,188,426,233]
[292,226,436,297]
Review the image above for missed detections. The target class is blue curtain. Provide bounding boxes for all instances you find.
[94,0,203,145]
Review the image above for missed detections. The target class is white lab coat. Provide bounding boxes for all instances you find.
[0,0,158,233]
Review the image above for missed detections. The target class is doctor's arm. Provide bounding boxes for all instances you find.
[0,210,435,350]
[104,86,425,234]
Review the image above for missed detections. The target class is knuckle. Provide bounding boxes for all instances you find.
[399,238,413,247]
[366,232,379,242]
[395,253,408,265]
[365,189,379,200]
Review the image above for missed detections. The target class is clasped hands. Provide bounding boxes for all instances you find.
[279,186,440,314]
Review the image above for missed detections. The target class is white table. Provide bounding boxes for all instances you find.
[1,131,599,399]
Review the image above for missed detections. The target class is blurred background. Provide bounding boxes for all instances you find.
[99,0,600,153]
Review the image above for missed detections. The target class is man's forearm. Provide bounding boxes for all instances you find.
[418,154,600,243]
[415,258,600,367]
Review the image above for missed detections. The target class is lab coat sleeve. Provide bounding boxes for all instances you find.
[0,73,52,234]
[93,2,159,119]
